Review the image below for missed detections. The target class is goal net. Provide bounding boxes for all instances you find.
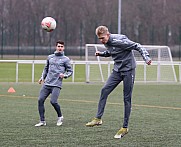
[85,44,177,83]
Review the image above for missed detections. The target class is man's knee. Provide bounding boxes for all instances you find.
[101,86,110,94]
[38,98,45,105]
[50,100,58,105]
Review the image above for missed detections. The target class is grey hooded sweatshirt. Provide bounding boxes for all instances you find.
[40,51,73,88]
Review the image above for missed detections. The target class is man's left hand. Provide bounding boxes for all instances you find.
[59,73,65,78]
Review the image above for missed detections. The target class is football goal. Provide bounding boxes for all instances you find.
[85,44,177,83]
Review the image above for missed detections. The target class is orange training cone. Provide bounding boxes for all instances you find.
[8,87,16,93]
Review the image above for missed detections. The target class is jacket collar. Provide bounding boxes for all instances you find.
[54,51,64,56]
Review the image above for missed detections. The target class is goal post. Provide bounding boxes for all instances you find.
[85,44,177,83]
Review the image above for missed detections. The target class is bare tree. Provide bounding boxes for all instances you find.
[0,0,181,47]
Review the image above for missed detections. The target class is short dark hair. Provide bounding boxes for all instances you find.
[56,40,64,46]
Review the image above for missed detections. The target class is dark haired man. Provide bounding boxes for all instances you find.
[35,40,73,127]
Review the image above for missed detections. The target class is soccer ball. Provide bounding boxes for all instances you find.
[41,17,56,32]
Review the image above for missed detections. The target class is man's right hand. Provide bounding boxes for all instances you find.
[38,78,44,84]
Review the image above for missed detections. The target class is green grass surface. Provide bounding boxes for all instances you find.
[0,83,181,147]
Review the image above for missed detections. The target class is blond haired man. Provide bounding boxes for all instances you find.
[86,26,151,139]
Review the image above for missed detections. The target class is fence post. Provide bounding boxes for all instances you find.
[150,26,155,44]
[79,22,83,59]
[16,62,19,83]
[1,19,4,59]
[33,21,36,59]
[32,60,35,83]
[179,63,181,83]
[165,25,168,45]
[157,48,161,82]
[179,26,181,61]
[72,61,75,82]
[86,62,90,83]
[144,63,147,83]
[17,20,20,59]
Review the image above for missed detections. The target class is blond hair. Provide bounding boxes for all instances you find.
[95,26,109,36]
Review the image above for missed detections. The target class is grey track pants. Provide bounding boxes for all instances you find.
[96,69,135,128]
[38,85,62,121]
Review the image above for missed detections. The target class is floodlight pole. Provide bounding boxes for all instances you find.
[118,0,122,34]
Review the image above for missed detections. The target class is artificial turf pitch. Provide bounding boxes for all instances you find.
[0,83,181,147]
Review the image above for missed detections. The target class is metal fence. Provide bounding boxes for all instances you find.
[0,60,181,83]
[1,20,181,60]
